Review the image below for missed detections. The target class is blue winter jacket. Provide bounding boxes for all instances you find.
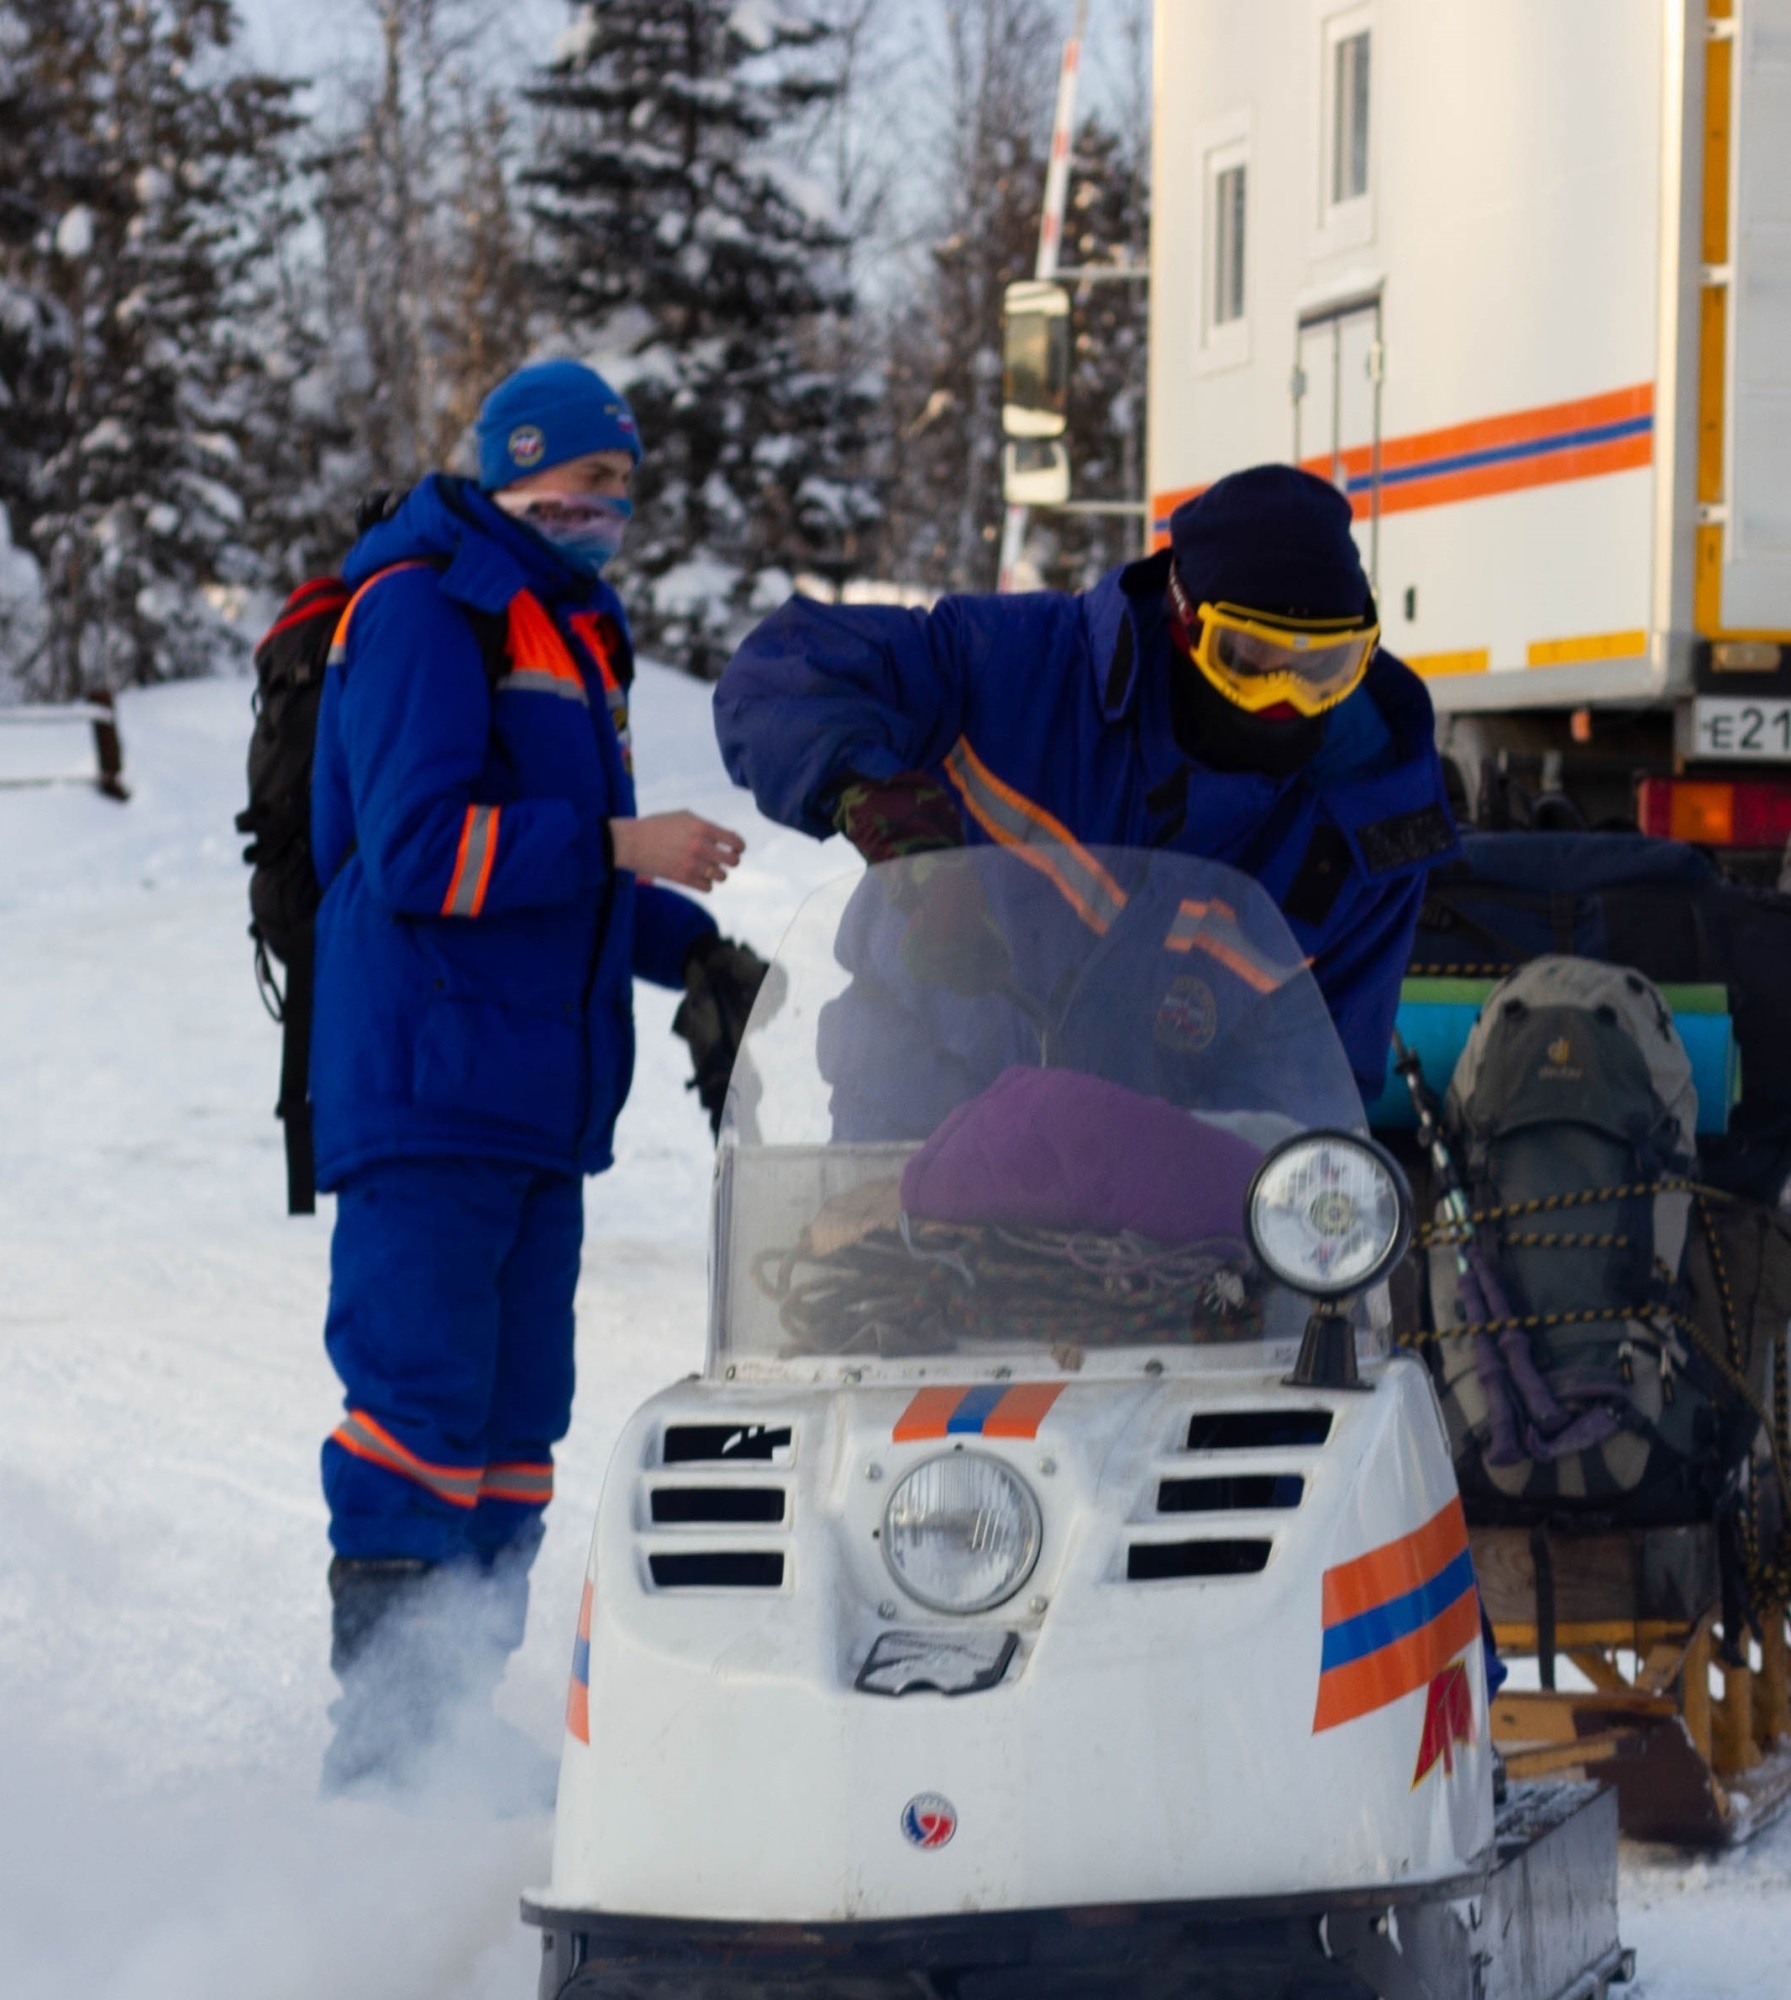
[309,475,715,1186]
[715,552,1458,1104]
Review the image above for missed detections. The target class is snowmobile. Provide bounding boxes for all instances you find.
[525,844,1633,1999]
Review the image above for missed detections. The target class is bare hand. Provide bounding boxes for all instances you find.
[610,811,744,892]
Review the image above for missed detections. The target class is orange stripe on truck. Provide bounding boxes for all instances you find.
[1150,383,1655,545]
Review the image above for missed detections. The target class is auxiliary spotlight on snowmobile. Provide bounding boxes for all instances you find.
[526,845,1632,2000]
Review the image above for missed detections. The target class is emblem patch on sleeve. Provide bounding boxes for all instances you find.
[1356,805,1456,874]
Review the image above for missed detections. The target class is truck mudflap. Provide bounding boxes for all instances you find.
[524,1783,1630,2000]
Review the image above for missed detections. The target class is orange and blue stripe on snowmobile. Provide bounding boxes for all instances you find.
[567,1578,593,1745]
[1312,1495,1480,1732]
[893,1383,1064,1442]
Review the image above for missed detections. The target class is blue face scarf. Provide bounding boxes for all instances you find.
[498,492,632,576]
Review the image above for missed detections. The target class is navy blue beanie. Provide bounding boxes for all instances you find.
[1167,464,1370,622]
[476,359,642,490]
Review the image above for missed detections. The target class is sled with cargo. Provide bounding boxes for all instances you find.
[1372,831,1791,1848]
[523,844,1631,1999]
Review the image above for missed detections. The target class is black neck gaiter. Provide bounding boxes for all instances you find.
[1167,649,1329,779]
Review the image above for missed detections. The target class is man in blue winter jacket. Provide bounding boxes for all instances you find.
[715,465,1457,1107]
[309,359,753,1792]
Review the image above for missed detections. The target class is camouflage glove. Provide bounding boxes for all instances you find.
[892,851,1012,997]
[830,771,1006,994]
[830,770,964,864]
[674,935,771,1138]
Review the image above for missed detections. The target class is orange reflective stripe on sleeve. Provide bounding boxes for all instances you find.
[330,1411,483,1509]
[479,1461,554,1507]
[942,736,1129,935]
[326,559,434,667]
[1163,897,1300,994]
[442,804,500,917]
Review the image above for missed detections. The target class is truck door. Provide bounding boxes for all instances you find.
[1291,293,1384,588]
[1722,2,1791,633]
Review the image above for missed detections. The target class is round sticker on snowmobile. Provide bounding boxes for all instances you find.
[1154,975,1218,1053]
[900,1793,957,1849]
[508,424,546,467]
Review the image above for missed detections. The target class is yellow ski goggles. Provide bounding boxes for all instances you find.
[1169,567,1379,718]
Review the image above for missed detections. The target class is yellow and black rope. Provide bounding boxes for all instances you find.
[1404,1175,1791,1609]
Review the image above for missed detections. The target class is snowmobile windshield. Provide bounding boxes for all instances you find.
[712,844,1377,1380]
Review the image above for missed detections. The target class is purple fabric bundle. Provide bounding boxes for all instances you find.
[899,1066,1261,1245]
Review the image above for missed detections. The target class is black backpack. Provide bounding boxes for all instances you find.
[1424,956,1741,1524]
[237,577,352,1215]
[237,531,510,1214]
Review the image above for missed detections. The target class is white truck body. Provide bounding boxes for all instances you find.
[1147,0,1791,729]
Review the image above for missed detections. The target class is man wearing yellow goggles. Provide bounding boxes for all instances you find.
[1165,565,1380,721]
[717,464,1458,1104]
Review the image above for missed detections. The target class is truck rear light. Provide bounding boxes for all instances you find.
[1637,777,1791,847]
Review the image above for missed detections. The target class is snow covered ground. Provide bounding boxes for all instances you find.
[1,666,1789,1996]
[0,664,840,1998]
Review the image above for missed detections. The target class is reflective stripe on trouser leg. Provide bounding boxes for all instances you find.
[329,1409,484,1508]
[478,1462,554,1505]
[322,1158,572,1563]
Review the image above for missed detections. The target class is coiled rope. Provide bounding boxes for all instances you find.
[753,1220,1259,1359]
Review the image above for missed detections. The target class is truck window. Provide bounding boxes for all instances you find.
[1331,28,1371,207]
[1213,159,1247,328]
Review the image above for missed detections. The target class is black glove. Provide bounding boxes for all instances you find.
[674,934,771,1137]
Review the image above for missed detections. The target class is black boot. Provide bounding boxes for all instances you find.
[322,1556,455,1795]
[322,1548,557,1808]
[440,1526,560,1812]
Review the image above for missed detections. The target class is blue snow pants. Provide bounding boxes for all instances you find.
[321,1158,584,1566]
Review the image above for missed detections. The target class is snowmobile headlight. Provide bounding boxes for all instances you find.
[1245,1131,1412,1301]
[882,1451,1042,1615]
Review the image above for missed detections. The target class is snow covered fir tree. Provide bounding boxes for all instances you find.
[528,0,878,674]
[0,0,298,699]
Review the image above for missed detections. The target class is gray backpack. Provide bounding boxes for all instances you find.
[1426,956,1754,1521]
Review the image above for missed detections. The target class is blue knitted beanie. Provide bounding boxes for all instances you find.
[1168,465,1370,621]
[476,360,642,490]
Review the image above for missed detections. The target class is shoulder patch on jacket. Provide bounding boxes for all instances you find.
[1282,823,1352,925]
[1356,804,1456,874]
